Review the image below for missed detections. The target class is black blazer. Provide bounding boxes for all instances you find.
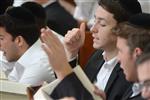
[51,50,131,100]
[45,1,78,36]
[84,50,131,100]
[121,85,145,100]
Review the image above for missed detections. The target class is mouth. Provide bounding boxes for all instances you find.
[93,37,99,42]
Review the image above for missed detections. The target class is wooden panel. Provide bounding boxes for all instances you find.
[26,86,41,100]
[79,31,95,68]
[63,0,76,6]
[0,80,29,100]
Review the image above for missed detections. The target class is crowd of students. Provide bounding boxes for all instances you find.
[0,0,150,100]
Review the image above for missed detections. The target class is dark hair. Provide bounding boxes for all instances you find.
[136,53,150,66]
[21,2,47,29]
[128,13,150,30]
[0,7,40,46]
[114,22,150,53]
[98,0,142,23]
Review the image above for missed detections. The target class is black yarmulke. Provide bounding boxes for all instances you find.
[21,2,46,20]
[129,13,150,29]
[119,0,142,14]
[5,6,36,24]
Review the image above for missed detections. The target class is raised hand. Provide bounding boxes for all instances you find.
[41,28,72,80]
[64,23,86,60]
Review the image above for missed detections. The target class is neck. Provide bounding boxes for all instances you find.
[103,47,118,61]
[18,44,29,59]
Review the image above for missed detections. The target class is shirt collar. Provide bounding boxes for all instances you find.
[16,39,46,68]
[42,0,56,7]
[102,52,118,67]
[131,83,141,97]
[16,30,64,68]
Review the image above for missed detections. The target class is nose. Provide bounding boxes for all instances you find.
[90,23,98,34]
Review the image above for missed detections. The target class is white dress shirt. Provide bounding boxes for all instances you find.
[0,30,64,86]
[131,83,141,98]
[95,53,118,90]
[7,39,56,86]
[0,51,15,76]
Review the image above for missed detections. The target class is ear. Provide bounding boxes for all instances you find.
[14,36,25,47]
[133,47,142,58]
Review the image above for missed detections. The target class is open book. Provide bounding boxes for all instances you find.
[73,65,103,100]
[34,65,103,100]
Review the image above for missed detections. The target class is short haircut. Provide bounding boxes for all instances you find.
[98,0,142,23]
[114,22,150,53]
[0,7,40,46]
[136,53,150,67]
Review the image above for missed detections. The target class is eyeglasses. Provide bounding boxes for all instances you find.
[138,80,150,92]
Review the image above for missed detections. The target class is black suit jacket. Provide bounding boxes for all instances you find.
[51,50,131,100]
[121,85,145,100]
[45,1,78,36]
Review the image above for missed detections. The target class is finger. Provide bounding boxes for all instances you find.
[41,28,60,48]
[93,85,106,100]
[41,43,52,57]
[79,23,86,44]
[80,22,86,34]
[41,31,51,47]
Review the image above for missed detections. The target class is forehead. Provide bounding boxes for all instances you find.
[117,37,128,48]
[138,61,150,81]
[95,6,115,22]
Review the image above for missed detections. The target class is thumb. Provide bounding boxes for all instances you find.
[79,22,86,44]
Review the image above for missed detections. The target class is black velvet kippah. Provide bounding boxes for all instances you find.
[119,0,142,14]
[21,2,46,20]
[5,6,35,24]
[129,13,150,29]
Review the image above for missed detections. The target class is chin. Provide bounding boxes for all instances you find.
[93,44,101,49]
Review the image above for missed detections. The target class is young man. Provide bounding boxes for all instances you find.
[0,7,55,86]
[136,53,150,100]
[94,13,150,100]
[133,13,150,100]
[115,22,149,100]
[41,0,142,99]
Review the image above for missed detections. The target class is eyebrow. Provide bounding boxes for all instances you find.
[94,15,108,23]
[143,79,150,83]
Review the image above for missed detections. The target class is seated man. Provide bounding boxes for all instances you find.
[39,0,142,99]
[0,7,55,86]
[136,53,150,100]
[133,13,150,100]
[96,12,150,100]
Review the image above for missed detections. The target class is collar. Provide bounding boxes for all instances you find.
[16,39,47,68]
[131,83,141,97]
[16,29,64,68]
[102,52,118,68]
[42,0,56,7]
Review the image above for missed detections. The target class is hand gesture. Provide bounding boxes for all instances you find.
[41,28,72,80]
[64,23,86,60]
